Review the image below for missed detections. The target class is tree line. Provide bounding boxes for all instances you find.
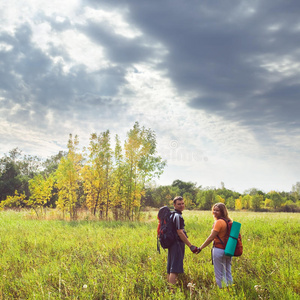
[0,122,166,220]
[145,180,300,212]
[1,123,299,219]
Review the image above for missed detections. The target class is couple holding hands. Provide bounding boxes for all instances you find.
[167,196,233,289]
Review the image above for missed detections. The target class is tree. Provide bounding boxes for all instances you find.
[267,191,283,209]
[19,154,41,178]
[242,194,252,209]
[0,191,27,210]
[42,151,67,176]
[264,197,272,208]
[196,189,215,210]
[183,192,195,209]
[123,122,166,219]
[27,174,54,217]
[0,160,22,201]
[55,134,83,220]
[244,188,264,196]
[110,134,125,220]
[215,195,225,204]
[172,180,198,206]
[145,184,179,208]
[235,196,242,210]
[82,131,113,219]
[292,182,300,201]
[226,196,235,210]
[101,131,113,219]
[251,194,263,211]
[0,148,42,201]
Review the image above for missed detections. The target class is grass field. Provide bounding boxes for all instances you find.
[0,210,299,299]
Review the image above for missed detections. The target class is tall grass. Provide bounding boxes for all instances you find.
[0,210,299,299]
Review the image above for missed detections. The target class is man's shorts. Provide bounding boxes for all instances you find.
[167,240,185,274]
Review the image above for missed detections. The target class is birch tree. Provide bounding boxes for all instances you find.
[82,131,113,219]
[110,134,125,220]
[124,122,166,219]
[55,134,82,220]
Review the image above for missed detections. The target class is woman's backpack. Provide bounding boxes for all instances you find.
[157,206,176,252]
[215,218,243,257]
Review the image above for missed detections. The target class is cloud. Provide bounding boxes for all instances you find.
[113,0,300,136]
[0,0,299,192]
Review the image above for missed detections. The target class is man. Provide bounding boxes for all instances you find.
[167,196,200,285]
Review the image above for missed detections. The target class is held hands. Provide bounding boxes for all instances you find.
[190,245,201,254]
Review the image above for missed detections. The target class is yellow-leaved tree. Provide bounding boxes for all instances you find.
[82,131,113,219]
[0,190,26,210]
[27,174,54,217]
[235,196,243,210]
[55,134,82,220]
[242,194,252,209]
[124,122,166,220]
[110,134,125,220]
[215,194,225,204]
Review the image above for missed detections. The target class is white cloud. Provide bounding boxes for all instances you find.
[82,7,142,39]
[0,0,299,193]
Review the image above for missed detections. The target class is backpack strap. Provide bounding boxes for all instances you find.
[214,218,230,247]
[216,235,225,245]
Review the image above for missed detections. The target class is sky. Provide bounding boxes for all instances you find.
[0,0,299,193]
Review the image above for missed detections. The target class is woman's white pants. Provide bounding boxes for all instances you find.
[212,247,233,288]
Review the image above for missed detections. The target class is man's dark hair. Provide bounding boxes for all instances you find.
[173,196,183,205]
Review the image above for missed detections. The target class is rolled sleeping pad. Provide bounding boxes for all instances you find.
[224,221,241,256]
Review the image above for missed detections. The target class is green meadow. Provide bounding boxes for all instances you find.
[0,210,299,299]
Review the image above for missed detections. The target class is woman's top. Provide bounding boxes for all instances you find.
[213,218,228,249]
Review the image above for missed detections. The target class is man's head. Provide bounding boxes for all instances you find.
[173,196,184,212]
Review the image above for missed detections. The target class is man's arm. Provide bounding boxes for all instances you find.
[177,229,192,247]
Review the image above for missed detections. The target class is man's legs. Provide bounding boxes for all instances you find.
[167,241,184,285]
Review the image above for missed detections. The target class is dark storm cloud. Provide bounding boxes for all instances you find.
[79,21,156,65]
[84,0,300,134]
[134,2,300,127]
[0,23,128,128]
[1,0,299,144]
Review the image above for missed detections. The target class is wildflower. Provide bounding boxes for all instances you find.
[187,283,196,296]
[83,284,88,289]
[254,285,269,299]
[254,285,263,292]
[187,282,195,289]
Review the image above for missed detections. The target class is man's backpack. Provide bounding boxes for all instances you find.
[157,206,177,252]
[215,218,243,257]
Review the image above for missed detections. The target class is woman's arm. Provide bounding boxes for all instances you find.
[199,230,219,250]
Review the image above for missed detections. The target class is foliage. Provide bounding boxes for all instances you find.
[0,149,32,200]
[82,131,113,219]
[196,189,216,210]
[41,151,67,176]
[1,125,300,216]
[110,134,126,220]
[123,122,166,219]
[0,191,27,210]
[27,174,55,217]
[55,134,83,220]
[251,194,263,211]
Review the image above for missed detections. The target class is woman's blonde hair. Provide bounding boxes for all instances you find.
[212,202,231,221]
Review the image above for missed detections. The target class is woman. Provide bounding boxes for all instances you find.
[199,203,233,288]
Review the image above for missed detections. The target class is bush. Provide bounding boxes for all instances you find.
[276,204,300,212]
